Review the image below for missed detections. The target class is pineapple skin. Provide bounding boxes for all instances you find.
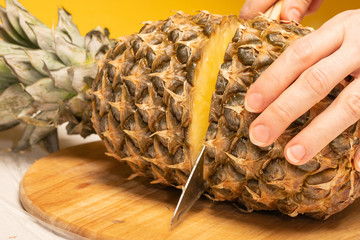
[204,17,360,219]
[3,0,358,220]
[92,11,227,187]
[92,13,360,218]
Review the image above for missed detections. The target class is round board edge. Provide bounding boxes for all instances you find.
[19,141,106,240]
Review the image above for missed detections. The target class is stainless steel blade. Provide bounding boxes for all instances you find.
[171,145,206,226]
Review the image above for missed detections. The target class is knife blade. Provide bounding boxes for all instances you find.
[171,145,206,226]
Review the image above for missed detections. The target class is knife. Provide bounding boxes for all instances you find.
[171,145,206,226]
[170,1,283,225]
[264,0,283,20]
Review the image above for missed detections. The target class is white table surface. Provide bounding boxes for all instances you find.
[0,124,101,240]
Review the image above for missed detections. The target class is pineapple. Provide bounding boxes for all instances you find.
[1,0,359,219]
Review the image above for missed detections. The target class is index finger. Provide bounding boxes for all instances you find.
[239,0,278,19]
[244,14,345,113]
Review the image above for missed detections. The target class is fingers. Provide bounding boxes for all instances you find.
[284,76,360,165]
[281,0,323,22]
[248,44,360,147]
[240,0,324,21]
[354,148,360,172]
[243,10,360,169]
[244,16,344,114]
[239,0,278,19]
[306,0,324,16]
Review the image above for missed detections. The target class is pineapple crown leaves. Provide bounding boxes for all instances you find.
[0,0,114,152]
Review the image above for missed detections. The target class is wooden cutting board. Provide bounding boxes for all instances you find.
[20,142,360,240]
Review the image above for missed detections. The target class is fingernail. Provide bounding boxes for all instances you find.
[245,93,263,112]
[249,124,270,146]
[288,8,301,21]
[357,160,360,171]
[286,144,306,164]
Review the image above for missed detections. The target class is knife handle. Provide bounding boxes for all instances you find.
[264,0,284,20]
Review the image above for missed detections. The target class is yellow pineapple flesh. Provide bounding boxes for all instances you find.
[189,16,239,165]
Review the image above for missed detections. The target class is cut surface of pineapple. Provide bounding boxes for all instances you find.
[189,16,239,164]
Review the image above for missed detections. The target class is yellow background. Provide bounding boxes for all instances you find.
[0,0,359,38]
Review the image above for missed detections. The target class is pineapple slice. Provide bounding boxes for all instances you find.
[189,17,239,164]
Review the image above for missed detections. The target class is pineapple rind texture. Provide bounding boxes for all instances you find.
[204,17,360,219]
[93,13,360,218]
[1,0,359,219]
[92,11,234,187]
[0,0,113,151]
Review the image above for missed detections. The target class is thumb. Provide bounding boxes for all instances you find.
[354,147,360,172]
[239,0,278,19]
[281,0,322,22]
[352,73,360,172]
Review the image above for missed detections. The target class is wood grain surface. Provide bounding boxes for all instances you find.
[20,142,360,240]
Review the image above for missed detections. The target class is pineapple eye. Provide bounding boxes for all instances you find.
[173,147,185,164]
[215,73,228,95]
[132,38,143,54]
[186,62,196,85]
[168,29,181,42]
[161,19,173,32]
[176,44,192,64]
[181,30,198,41]
[149,38,162,45]
[266,32,286,47]
[237,46,259,66]
[252,20,270,31]
[139,24,156,34]
[203,24,213,37]
[232,29,242,42]
[262,159,285,182]
[145,48,156,67]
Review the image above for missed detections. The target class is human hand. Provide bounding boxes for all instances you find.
[239,0,323,22]
[243,10,360,170]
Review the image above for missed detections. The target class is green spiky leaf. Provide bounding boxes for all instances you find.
[30,24,55,51]
[25,77,70,103]
[0,83,32,127]
[57,8,84,48]
[0,0,114,151]
[5,0,28,41]
[17,2,47,46]
[54,32,87,65]
[0,6,28,45]
[2,54,45,84]
[26,50,65,75]
[47,66,74,93]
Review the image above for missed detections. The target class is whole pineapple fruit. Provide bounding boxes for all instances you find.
[1,0,359,219]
